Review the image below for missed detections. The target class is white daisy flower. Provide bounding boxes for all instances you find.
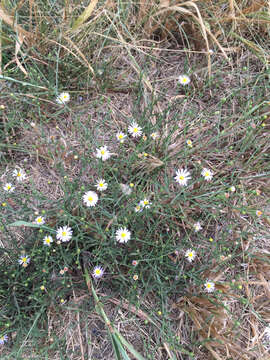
[229,186,236,192]
[134,204,142,213]
[115,227,131,243]
[116,132,127,143]
[186,139,193,148]
[201,168,214,181]
[150,132,159,140]
[12,168,27,182]
[18,255,30,267]
[178,74,191,86]
[140,198,151,209]
[43,235,53,246]
[264,326,270,341]
[96,146,112,161]
[35,216,45,226]
[128,122,143,138]
[56,92,70,104]
[120,183,132,195]
[194,222,202,232]
[3,183,15,192]
[0,334,8,345]
[204,280,215,293]
[56,226,73,243]
[83,191,99,207]
[185,249,196,262]
[174,169,191,186]
[95,179,108,192]
[92,266,104,279]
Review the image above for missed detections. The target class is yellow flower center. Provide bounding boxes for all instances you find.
[144,200,149,205]
[133,128,138,133]
[22,257,27,262]
[182,77,187,83]
[7,185,11,189]
[88,196,93,201]
[17,172,21,177]
[118,134,123,139]
[121,233,126,238]
[37,218,42,223]
[179,175,184,180]
[62,231,67,237]
[95,269,101,275]
[188,252,193,258]
[101,150,105,155]
[99,183,104,187]
[45,238,51,244]
[206,283,211,288]
[205,172,209,177]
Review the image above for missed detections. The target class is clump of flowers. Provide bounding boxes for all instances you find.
[3,183,15,192]
[35,216,45,225]
[96,146,112,161]
[194,222,202,232]
[56,92,70,104]
[116,132,127,143]
[174,169,191,186]
[0,334,8,345]
[204,280,215,293]
[178,74,191,86]
[12,168,27,182]
[92,266,104,279]
[43,235,53,246]
[201,168,214,181]
[56,226,73,243]
[18,255,30,267]
[115,227,131,243]
[185,249,196,262]
[83,191,99,207]
[128,122,143,138]
[95,179,108,192]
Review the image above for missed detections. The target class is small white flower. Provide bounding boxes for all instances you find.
[150,132,159,140]
[134,204,143,213]
[178,74,191,86]
[0,334,8,345]
[95,179,108,192]
[116,132,127,143]
[185,249,196,262]
[194,222,202,232]
[186,139,193,148]
[83,191,99,207]
[18,255,30,267]
[56,92,70,104]
[120,183,132,195]
[43,235,53,246]
[35,216,45,225]
[140,198,151,209]
[204,280,215,293]
[92,266,104,279]
[12,168,26,182]
[174,169,191,186]
[115,227,131,243]
[201,168,214,181]
[128,122,143,138]
[229,186,236,192]
[3,183,15,192]
[96,146,112,161]
[56,226,73,243]
[264,326,270,341]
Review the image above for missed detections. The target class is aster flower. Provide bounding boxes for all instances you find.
[132,260,138,266]
[3,183,15,192]
[95,179,108,192]
[83,191,99,207]
[56,92,70,104]
[96,146,112,161]
[204,280,215,293]
[18,255,30,267]
[174,169,191,186]
[256,210,262,217]
[140,198,151,209]
[115,227,131,243]
[133,274,138,281]
[201,168,214,181]
[185,249,196,262]
[12,168,27,182]
[128,122,143,138]
[56,226,73,243]
[178,74,191,86]
[0,334,8,345]
[134,204,142,213]
[35,216,45,225]
[92,266,104,279]
[186,139,193,148]
[194,222,202,232]
[229,186,236,192]
[43,235,53,246]
[116,132,127,143]
[150,132,159,140]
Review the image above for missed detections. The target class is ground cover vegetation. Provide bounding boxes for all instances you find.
[0,0,270,359]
